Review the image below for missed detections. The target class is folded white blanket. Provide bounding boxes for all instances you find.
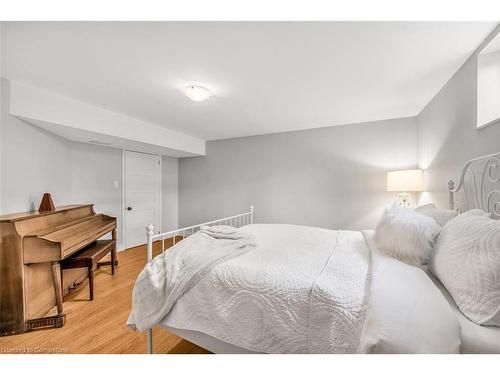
[127,226,256,331]
[198,225,251,240]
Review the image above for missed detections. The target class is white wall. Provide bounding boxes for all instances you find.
[1,77,178,249]
[6,40,499,236]
[162,156,178,232]
[418,48,500,208]
[1,77,72,213]
[68,142,123,244]
[179,117,419,230]
[477,49,500,127]
[8,81,205,157]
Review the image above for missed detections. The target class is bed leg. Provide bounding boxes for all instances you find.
[147,328,153,354]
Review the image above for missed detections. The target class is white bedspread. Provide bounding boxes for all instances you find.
[161,224,371,353]
[129,223,461,353]
[127,225,256,331]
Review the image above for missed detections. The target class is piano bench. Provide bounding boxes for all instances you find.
[61,239,117,301]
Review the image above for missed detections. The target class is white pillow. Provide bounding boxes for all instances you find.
[375,205,441,266]
[430,209,500,326]
[414,203,457,227]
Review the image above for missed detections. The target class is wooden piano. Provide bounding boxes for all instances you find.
[0,204,116,336]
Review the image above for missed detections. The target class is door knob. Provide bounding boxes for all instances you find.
[127,207,132,211]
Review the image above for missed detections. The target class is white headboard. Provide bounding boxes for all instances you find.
[448,151,500,219]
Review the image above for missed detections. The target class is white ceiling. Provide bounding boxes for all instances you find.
[1,22,497,141]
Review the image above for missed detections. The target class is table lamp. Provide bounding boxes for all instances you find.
[387,169,424,208]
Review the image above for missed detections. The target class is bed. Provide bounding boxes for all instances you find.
[128,152,500,354]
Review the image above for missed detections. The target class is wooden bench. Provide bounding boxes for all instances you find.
[61,239,117,300]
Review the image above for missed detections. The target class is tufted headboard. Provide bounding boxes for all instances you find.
[448,152,500,219]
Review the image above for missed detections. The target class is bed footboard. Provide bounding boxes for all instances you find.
[144,206,254,354]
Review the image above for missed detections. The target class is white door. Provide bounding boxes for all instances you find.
[124,151,161,249]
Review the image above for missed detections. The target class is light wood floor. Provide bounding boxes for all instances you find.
[0,244,210,354]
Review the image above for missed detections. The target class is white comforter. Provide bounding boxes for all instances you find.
[131,224,461,353]
[160,224,371,353]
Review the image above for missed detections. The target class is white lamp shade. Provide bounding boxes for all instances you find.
[387,169,424,192]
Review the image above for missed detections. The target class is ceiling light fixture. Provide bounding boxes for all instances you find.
[183,85,212,102]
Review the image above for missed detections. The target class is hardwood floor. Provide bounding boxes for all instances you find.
[0,244,210,354]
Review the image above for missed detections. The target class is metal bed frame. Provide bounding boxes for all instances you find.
[448,151,500,218]
[144,206,254,353]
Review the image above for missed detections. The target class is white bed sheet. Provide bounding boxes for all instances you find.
[427,273,500,354]
[359,231,460,353]
[165,325,259,354]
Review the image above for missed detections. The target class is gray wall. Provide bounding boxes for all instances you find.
[418,48,500,208]
[1,77,72,213]
[1,77,178,248]
[69,142,123,244]
[162,155,178,231]
[1,77,124,244]
[179,117,418,230]
[6,39,499,236]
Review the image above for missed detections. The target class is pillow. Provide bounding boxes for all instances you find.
[414,203,457,227]
[430,209,500,326]
[375,205,441,266]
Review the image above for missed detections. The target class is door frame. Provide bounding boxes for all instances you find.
[121,149,162,251]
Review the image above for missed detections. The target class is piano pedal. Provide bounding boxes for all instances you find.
[26,314,66,331]
[64,283,77,297]
[68,280,83,292]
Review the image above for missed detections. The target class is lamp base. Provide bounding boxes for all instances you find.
[397,192,412,208]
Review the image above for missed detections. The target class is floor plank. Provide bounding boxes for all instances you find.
[0,244,210,354]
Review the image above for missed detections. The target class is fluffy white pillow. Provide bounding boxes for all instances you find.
[414,203,457,227]
[375,205,441,266]
[430,209,500,326]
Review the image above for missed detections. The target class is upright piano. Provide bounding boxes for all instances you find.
[0,204,116,336]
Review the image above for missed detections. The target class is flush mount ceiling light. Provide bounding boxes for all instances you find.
[183,85,212,102]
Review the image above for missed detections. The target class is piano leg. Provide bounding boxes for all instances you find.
[52,262,64,315]
[60,263,64,299]
[25,262,66,331]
